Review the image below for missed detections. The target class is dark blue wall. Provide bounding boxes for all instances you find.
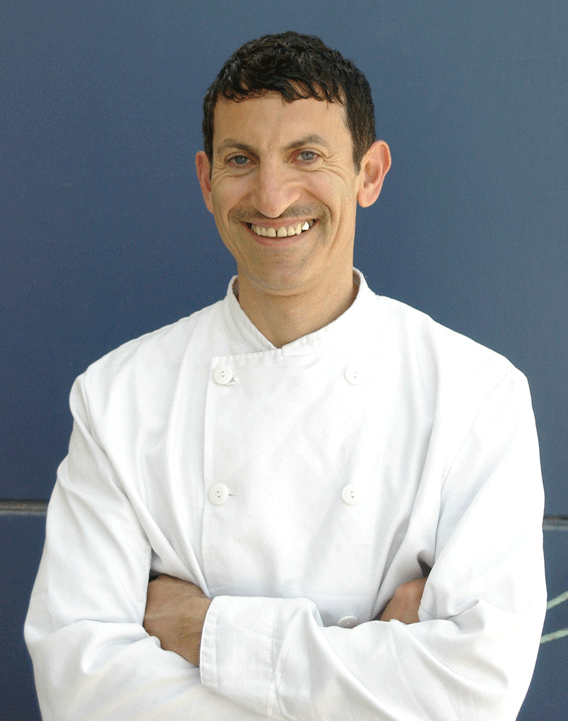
[2,1,566,718]
[2,0,567,510]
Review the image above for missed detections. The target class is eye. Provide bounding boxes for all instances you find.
[227,154,251,168]
[297,150,318,163]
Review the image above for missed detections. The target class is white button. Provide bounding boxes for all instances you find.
[345,366,364,385]
[208,484,229,505]
[338,615,359,628]
[213,365,234,385]
[341,484,360,505]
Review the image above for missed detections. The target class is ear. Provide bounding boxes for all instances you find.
[357,140,391,208]
[195,150,214,214]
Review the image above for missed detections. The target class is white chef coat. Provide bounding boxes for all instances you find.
[25,270,546,721]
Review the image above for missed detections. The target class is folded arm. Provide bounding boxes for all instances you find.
[142,575,427,667]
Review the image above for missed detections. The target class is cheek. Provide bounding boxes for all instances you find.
[210,193,224,216]
[211,179,250,217]
[309,171,354,203]
[210,191,233,225]
[312,180,356,227]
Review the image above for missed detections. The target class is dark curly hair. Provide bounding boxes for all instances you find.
[202,31,376,172]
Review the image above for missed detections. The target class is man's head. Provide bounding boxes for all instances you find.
[195,32,390,320]
[202,31,376,173]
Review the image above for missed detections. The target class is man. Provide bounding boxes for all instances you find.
[26,32,546,720]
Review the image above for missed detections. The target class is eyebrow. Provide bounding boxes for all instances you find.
[284,134,331,152]
[215,134,331,156]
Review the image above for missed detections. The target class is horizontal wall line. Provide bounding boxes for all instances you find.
[543,517,568,531]
[0,500,48,515]
[1,499,568,529]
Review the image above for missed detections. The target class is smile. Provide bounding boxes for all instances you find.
[247,220,315,238]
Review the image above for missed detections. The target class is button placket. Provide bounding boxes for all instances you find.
[341,483,361,505]
[213,364,235,385]
[337,615,359,628]
[344,365,365,386]
[208,483,230,505]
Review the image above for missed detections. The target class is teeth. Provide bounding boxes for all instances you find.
[250,221,313,238]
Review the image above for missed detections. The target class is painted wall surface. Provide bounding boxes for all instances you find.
[1,1,566,719]
[2,0,567,510]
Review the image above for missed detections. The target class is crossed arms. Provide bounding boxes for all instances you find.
[143,575,427,667]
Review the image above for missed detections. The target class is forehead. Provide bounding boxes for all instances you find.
[212,93,351,152]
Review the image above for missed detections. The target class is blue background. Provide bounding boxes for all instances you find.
[1,1,566,718]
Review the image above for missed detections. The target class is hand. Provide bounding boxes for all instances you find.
[379,577,427,625]
[143,575,211,666]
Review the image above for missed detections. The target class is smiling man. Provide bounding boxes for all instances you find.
[26,32,545,721]
[196,84,390,347]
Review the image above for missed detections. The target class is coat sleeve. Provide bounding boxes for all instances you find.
[199,368,547,720]
[24,376,266,721]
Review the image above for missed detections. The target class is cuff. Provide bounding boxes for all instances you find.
[200,595,319,718]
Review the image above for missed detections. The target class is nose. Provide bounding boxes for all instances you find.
[250,161,301,219]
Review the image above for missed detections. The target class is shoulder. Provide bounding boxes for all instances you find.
[369,294,536,481]
[369,293,525,405]
[378,294,513,367]
[77,299,223,396]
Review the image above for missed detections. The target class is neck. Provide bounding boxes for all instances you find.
[235,270,358,348]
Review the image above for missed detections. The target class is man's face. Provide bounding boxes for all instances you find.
[196,92,383,299]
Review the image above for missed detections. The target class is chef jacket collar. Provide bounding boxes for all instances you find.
[221,269,376,356]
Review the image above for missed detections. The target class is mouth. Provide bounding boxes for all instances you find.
[245,219,316,239]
